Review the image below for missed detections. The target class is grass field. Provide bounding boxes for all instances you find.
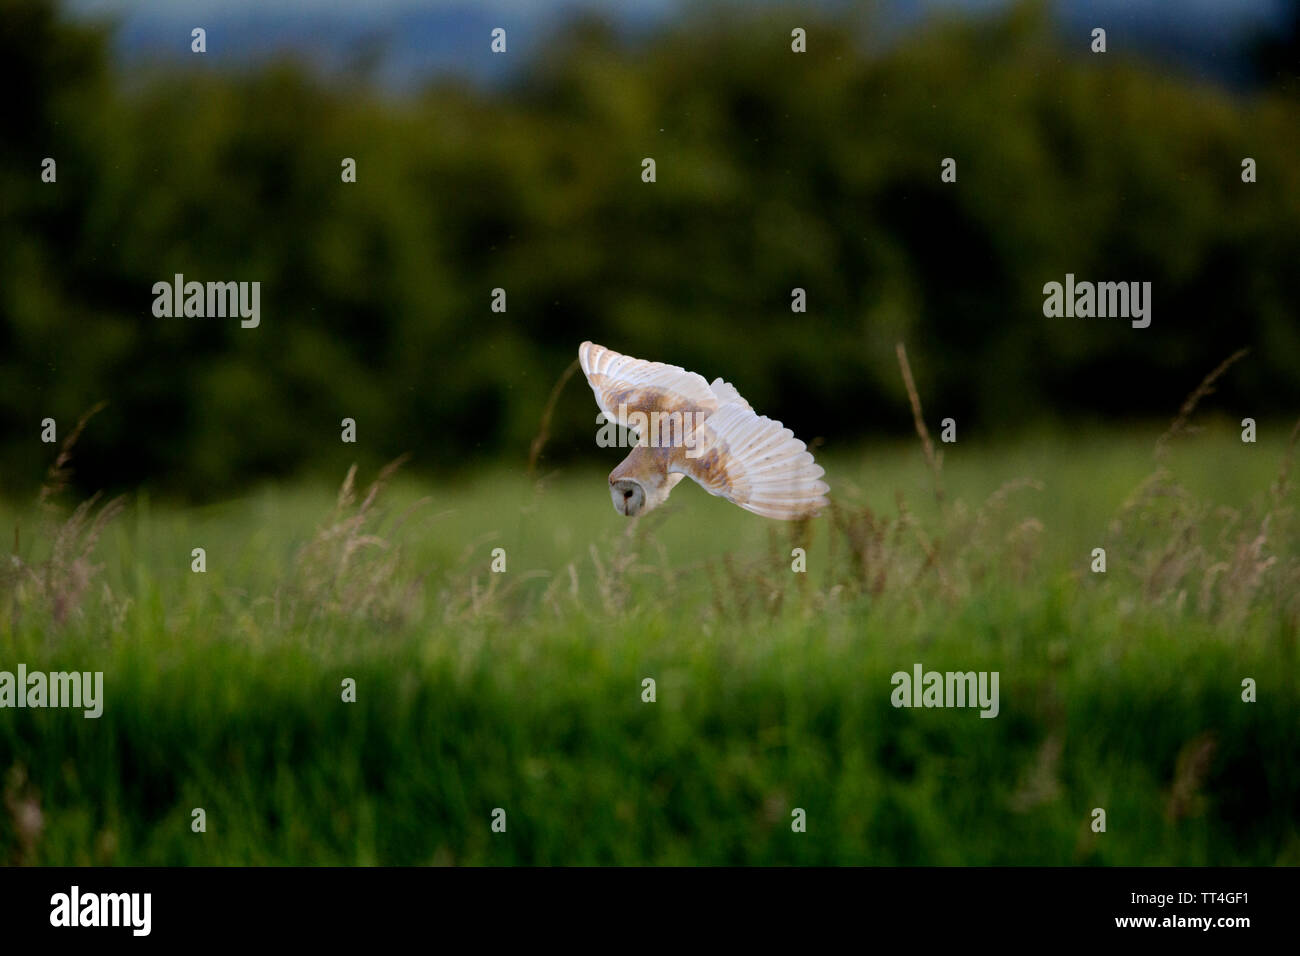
[1,419,1298,865]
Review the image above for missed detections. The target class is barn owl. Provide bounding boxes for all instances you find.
[579,341,829,519]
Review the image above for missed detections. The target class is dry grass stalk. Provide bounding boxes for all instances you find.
[1154,348,1248,460]
[3,765,44,865]
[4,404,125,630]
[528,357,581,480]
[895,342,944,503]
[1106,352,1298,630]
[1166,732,1217,822]
[281,455,426,627]
[36,401,107,513]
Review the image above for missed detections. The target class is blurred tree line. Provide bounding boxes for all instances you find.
[2,0,1298,499]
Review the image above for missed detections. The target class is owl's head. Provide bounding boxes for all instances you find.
[610,478,647,517]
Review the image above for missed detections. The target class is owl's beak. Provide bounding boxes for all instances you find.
[610,479,642,517]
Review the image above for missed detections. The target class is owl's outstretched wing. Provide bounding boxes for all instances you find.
[671,402,829,520]
[579,341,718,434]
[706,377,752,412]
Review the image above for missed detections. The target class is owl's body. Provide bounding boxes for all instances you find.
[579,341,829,520]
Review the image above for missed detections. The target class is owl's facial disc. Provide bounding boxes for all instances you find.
[610,479,646,517]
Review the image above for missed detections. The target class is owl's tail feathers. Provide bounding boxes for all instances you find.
[677,403,830,520]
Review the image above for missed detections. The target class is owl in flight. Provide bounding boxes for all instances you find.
[579,341,829,520]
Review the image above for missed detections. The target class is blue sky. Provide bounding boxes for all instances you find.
[64,0,1293,90]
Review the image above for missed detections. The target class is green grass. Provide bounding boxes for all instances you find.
[1,421,1297,864]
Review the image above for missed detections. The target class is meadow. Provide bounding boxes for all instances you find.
[1,410,1297,865]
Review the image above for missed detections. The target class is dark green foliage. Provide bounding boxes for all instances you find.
[2,1,1299,497]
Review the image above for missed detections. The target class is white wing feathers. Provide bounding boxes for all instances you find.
[673,402,829,520]
[579,341,718,432]
[707,377,752,411]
